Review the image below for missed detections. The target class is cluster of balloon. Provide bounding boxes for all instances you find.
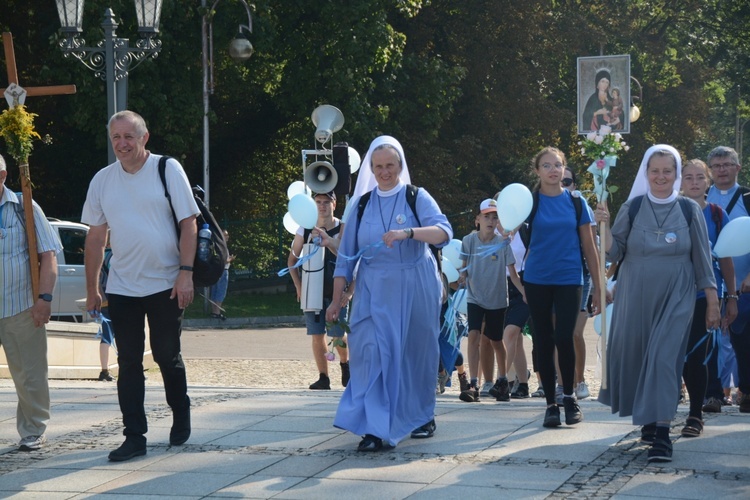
[283,182,315,234]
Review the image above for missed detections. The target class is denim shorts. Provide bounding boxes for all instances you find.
[580,272,591,312]
[304,297,347,336]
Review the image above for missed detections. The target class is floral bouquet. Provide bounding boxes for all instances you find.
[579,125,629,203]
[0,104,41,164]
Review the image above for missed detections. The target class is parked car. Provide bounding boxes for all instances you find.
[49,218,88,322]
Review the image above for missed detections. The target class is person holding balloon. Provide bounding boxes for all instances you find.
[326,135,452,451]
[679,159,737,437]
[458,198,524,403]
[705,145,750,414]
[522,147,603,429]
[595,145,719,463]
[287,191,350,391]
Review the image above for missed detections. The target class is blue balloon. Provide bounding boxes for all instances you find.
[288,194,317,229]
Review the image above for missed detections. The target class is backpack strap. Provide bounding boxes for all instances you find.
[405,184,421,226]
[725,186,750,215]
[158,155,180,236]
[357,190,373,224]
[709,202,723,235]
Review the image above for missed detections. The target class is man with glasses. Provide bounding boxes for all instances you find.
[705,146,750,414]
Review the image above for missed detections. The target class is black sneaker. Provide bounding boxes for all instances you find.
[458,373,470,392]
[647,438,673,463]
[511,383,530,399]
[108,437,147,462]
[702,397,722,413]
[543,405,561,428]
[98,370,115,381]
[489,378,510,402]
[170,397,191,446]
[410,419,437,439]
[459,384,480,403]
[740,393,750,413]
[309,374,331,390]
[340,362,350,387]
[563,396,583,425]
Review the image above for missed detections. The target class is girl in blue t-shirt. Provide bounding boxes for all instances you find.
[522,147,603,429]
[680,159,737,437]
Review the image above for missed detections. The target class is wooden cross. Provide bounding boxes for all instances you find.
[2,32,76,298]
[2,32,76,100]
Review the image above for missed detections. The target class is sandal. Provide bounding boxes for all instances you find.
[357,434,383,452]
[681,416,704,438]
[647,438,673,463]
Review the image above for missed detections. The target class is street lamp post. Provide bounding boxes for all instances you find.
[56,0,164,164]
[738,117,750,165]
[201,0,254,208]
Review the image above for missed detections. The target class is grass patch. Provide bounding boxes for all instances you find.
[185,291,302,319]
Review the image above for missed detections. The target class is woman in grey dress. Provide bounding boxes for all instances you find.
[594,145,720,463]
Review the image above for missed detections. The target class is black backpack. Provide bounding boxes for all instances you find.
[158,156,229,287]
[356,184,443,274]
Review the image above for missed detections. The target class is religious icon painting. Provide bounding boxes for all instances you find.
[577,54,631,135]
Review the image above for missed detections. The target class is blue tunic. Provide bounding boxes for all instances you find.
[333,185,452,446]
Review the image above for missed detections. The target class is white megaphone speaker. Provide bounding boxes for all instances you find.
[311,105,345,144]
[304,160,338,193]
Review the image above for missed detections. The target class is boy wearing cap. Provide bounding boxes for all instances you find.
[288,191,350,390]
[458,199,524,402]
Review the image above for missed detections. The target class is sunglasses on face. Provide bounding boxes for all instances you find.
[562,178,574,187]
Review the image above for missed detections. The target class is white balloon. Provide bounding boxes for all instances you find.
[283,212,300,235]
[442,257,459,283]
[349,147,362,174]
[496,183,533,231]
[286,181,311,200]
[442,239,464,270]
[288,193,318,229]
[713,216,750,258]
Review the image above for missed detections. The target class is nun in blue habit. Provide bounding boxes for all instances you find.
[326,135,452,451]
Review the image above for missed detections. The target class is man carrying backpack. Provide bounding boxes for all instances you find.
[83,110,200,461]
[705,146,750,413]
[287,191,350,390]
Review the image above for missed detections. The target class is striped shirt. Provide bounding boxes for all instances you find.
[0,187,63,318]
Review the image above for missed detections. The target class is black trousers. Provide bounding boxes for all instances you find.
[524,282,581,406]
[108,289,189,442]
[683,297,709,417]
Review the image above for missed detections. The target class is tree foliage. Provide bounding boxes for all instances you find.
[2,0,750,274]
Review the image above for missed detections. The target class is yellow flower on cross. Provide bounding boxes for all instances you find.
[0,104,41,164]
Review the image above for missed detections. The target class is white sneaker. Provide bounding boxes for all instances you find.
[555,385,564,405]
[18,434,47,451]
[480,381,494,398]
[575,381,590,400]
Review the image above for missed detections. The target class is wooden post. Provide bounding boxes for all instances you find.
[18,162,39,297]
[599,219,608,389]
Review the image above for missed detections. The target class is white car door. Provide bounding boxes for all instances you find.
[52,223,88,321]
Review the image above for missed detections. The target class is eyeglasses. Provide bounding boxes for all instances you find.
[562,178,574,187]
[541,162,564,170]
[709,162,736,170]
